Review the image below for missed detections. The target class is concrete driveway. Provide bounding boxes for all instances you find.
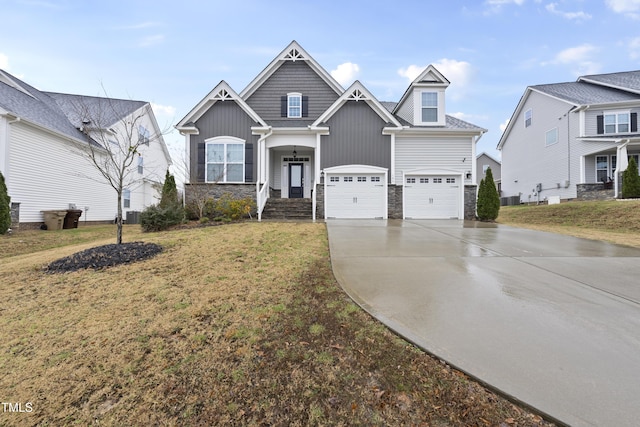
[326,219,640,427]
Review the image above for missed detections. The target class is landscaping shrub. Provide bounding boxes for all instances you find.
[159,170,180,208]
[0,171,10,234]
[476,167,500,221]
[622,157,640,199]
[214,193,256,220]
[140,204,185,232]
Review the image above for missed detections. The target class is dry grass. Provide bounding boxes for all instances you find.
[498,200,640,248]
[1,223,551,426]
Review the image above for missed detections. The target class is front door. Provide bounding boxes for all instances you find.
[289,163,303,198]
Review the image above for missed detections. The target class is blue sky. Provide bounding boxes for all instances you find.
[2,0,640,163]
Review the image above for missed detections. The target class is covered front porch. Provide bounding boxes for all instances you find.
[254,129,326,220]
[580,137,640,199]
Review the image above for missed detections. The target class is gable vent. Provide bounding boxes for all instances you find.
[213,89,234,101]
[346,89,369,102]
[284,48,305,62]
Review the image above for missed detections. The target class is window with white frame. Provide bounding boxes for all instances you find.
[137,156,144,174]
[545,128,558,146]
[371,176,381,182]
[206,137,245,183]
[343,176,353,182]
[329,176,339,182]
[604,112,630,134]
[483,164,489,174]
[406,177,416,184]
[524,109,532,127]
[123,188,131,208]
[287,93,302,118]
[138,125,150,145]
[421,92,438,123]
[596,155,609,183]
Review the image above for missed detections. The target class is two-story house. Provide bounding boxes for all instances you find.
[498,70,640,203]
[0,70,172,228]
[176,41,486,220]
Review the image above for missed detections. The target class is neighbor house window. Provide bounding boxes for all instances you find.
[137,156,144,174]
[604,112,630,134]
[123,189,131,208]
[421,92,438,123]
[287,93,302,118]
[545,128,558,146]
[205,137,245,183]
[483,164,489,174]
[596,155,609,183]
[524,109,532,127]
[138,125,150,145]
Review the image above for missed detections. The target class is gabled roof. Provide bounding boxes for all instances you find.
[579,70,640,95]
[381,101,485,132]
[312,81,402,128]
[477,151,501,164]
[45,92,147,129]
[175,80,267,132]
[239,40,344,99]
[0,69,87,142]
[393,64,449,115]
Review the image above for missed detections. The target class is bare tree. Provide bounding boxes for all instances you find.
[172,149,223,220]
[54,92,167,244]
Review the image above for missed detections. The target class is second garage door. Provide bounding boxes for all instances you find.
[325,167,387,219]
[404,175,461,219]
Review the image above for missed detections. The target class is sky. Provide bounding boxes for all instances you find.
[2,0,640,165]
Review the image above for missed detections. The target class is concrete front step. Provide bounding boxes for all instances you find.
[261,198,313,220]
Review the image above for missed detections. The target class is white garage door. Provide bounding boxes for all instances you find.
[404,175,460,219]
[325,173,386,219]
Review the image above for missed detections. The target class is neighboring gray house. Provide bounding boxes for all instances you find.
[498,70,640,203]
[0,70,172,228]
[476,152,501,193]
[176,41,486,220]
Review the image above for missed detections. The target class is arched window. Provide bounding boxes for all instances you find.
[205,136,245,183]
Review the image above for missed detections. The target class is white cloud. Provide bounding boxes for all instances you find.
[151,103,176,117]
[543,44,601,75]
[606,0,640,18]
[397,64,425,82]
[399,59,473,100]
[330,62,360,86]
[0,53,8,69]
[546,3,592,20]
[499,118,511,133]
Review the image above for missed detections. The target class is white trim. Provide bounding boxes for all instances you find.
[524,108,532,128]
[402,168,464,219]
[323,165,388,219]
[287,92,302,118]
[545,127,559,146]
[204,136,246,183]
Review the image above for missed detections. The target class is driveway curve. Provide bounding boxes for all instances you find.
[326,219,640,427]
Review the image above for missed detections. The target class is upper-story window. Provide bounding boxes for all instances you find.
[288,93,302,118]
[137,156,144,174]
[545,128,558,146]
[421,92,438,123]
[205,136,245,183]
[524,109,532,128]
[605,112,629,134]
[138,125,150,145]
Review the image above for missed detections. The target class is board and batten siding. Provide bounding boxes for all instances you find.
[320,101,391,176]
[501,90,581,202]
[9,122,116,223]
[190,101,258,183]
[395,136,472,183]
[245,61,340,123]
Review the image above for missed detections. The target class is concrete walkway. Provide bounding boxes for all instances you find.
[326,219,640,427]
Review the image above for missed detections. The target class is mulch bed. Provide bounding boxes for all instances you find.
[46,242,163,273]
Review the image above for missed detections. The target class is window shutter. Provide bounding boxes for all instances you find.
[596,115,604,134]
[197,143,205,182]
[281,96,287,117]
[302,96,309,117]
[631,112,638,132]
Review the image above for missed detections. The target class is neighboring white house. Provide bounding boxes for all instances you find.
[0,70,172,228]
[476,152,501,193]
[498,70,640,203]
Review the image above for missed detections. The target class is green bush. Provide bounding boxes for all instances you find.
[140,204,185,232]
[476,167,500,221]
[159,170,180,209]
[0,171,10,234]
[214,193,255,220]
[622,157,640,199]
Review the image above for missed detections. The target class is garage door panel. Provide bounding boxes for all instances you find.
[325,174,386,219]
[404,175,460,219]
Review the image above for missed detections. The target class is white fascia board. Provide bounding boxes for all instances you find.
[497,89,530,150]
[142,103,173,166]
[582,100,640,110]
[477,151,501,164]
[396,127,485,138]
[579,77,640,96]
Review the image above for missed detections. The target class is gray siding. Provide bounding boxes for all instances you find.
[321,101,391,178]
[476,154,501,185]
[245,61,340,123]
[190,101,258,183]
[584,107,640,136]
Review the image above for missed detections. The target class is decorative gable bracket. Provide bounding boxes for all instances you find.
[283,48,305,62]
[212,88,234,101]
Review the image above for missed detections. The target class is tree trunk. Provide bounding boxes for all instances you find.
[116,192,123,245]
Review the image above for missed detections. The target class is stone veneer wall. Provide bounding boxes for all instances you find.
[576,183,615,201]
[464,185,477,220]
